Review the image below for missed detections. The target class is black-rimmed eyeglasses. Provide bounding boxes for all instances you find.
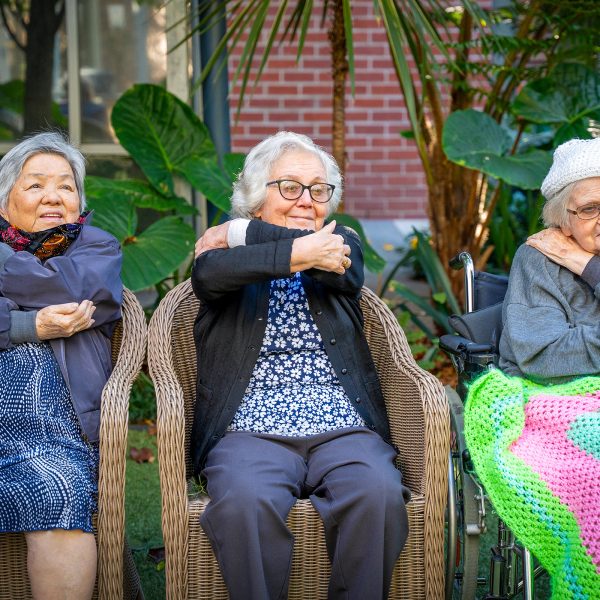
[566,204,600,220]
[266,179,335,203]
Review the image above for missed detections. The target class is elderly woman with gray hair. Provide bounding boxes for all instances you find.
[0,132,122,598]
[499,137,600,382]
[192,131,409,599]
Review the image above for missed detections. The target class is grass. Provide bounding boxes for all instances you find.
[125,427,165,600]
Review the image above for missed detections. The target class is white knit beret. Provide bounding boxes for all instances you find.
[541,137,600,200]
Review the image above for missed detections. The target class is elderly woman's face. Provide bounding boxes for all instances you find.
[2,153,80,233]
[254,150,329,231]
[561,177,600,255]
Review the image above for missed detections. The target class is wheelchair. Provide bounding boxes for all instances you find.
[439,252,545,600]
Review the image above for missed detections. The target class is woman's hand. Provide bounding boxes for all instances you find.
[291,220,351,274]
[195,222,231,257]
[526,228,594,276]
[35,300,96,340]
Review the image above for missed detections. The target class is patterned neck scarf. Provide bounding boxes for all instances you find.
[0,212,89,260]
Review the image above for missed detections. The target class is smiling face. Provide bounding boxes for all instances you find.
[561,177,600,255]
[2,153,80,233]
[254,150,329,231]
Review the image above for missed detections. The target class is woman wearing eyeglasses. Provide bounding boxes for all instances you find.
[499,137,600,382]
[191,131,409,599]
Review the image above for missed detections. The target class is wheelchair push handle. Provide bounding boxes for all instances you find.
[449,251,475,313]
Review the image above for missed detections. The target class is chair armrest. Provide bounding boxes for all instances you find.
[360,288,449,599]
[97,288,147,600]
[148,281,194,598]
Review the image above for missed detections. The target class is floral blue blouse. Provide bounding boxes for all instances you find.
[228,273,365,436]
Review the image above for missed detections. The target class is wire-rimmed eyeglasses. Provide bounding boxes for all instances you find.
[566,204,600,220]
[266,179,335,203]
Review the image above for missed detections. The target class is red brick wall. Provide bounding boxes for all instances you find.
[227,0,427,219]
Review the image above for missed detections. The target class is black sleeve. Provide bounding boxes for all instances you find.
[246,220,364,294]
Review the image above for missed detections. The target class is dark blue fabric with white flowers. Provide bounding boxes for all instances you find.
[228,273,365,436]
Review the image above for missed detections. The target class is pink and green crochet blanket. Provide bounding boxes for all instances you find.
[464,370,600,599]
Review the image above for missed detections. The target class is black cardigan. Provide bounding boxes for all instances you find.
[190,220,392,474]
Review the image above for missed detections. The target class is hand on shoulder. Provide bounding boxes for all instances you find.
[526,228,593,276]
[195,222,231,258]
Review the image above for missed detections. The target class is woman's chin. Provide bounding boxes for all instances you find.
[286,218,316,231]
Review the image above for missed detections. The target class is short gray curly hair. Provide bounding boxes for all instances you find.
[0,131,86,213]
[230,131,342,219]
[542,180,578,229]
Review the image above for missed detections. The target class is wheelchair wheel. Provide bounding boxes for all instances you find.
[445,387,483,600]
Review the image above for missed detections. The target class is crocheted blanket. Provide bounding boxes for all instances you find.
[464,370,600,599]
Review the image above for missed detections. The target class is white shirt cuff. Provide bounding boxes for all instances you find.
[227,219,250,247]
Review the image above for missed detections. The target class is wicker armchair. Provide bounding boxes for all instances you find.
[149,280,449,600]
[0,288,147,600]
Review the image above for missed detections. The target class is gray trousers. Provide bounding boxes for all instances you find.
[200,427,410,600]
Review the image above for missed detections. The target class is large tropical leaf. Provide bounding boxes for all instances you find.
[86,176,197,215]
[86,193,195,291]
[330,213,386,273]
[111,84,218,196]
[223,152,246,182]
[181,157,232,213]
[512,64,600,126]
[443,109,552,189]
[86,195,137,242]
[121,217,195,292]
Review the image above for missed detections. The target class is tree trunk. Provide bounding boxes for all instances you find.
[427,136,481,301]
[329,0,348,191]
[23,0,64,134]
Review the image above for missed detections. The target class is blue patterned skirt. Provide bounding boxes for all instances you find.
[0,342,99,533]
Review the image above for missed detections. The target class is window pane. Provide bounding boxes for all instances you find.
[78,0,167,143]
[0,11,68,140]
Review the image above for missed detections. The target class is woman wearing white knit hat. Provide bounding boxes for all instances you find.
[499,136,600,382]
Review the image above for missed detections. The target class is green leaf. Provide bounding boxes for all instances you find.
[0,80,24,114]
[553,120,593,147]
[111,84,218,196]
[121,217,195,291]
[183,157,232,213]
[85,176,197,215]
[443,109,512,162]
[443,109,552,189]
[86,195,137,242]
[223,152,246,182]
[412,229,461,315]
[432,292,447,304]
[513,64,600,126]
[329,213,386,273]
[389,281,451,333]
[477,150,552,190]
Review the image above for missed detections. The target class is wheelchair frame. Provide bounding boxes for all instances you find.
[440,253,543,600]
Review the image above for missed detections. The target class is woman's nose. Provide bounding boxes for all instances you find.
[296,188,313,206]
[42,188,61,203]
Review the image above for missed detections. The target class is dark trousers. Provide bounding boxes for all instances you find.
[200,427,410,600]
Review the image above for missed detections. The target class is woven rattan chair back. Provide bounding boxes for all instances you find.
[149,279,449,600]
[0,288,146,600]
